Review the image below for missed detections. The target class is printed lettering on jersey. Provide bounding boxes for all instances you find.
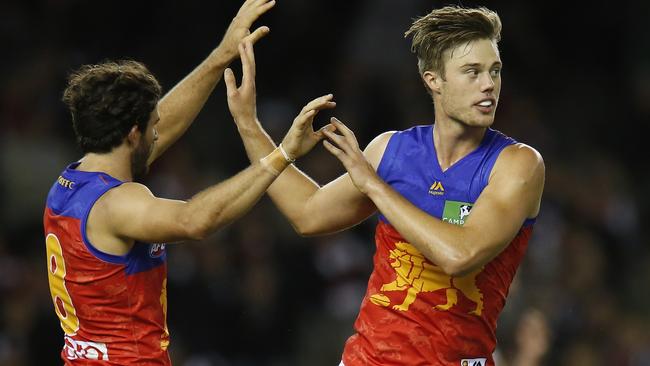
[442,200,473,225]
[461,358,487,366]
[428,181,445,196]
[149,243,166,258]
[57,176,76,189]
[63,336,108,361]
[369,241,484,315]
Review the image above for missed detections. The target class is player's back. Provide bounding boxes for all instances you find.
[342,125,535,366]
[44,162,170,365]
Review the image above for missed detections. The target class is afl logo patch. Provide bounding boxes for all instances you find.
[149,243,166,258]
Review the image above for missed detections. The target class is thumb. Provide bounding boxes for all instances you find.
[316,123,336,139]
[224,68,238,96]
[246,26,270,45]
[293,109,316,130]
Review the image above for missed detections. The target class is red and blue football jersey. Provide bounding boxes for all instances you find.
[342,126,535,366]
[44,162,170,365]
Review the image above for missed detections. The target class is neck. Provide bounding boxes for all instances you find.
[76,147,133,182]
[432,116,486,171]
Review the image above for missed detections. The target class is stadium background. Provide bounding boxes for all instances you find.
[1,0,649,365]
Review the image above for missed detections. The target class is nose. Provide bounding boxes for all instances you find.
[480,72,495,93]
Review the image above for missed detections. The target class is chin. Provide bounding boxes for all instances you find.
[472,114,496,127]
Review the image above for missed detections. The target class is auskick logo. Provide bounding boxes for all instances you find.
[442,200,473,226]
[428,181,445,195]
[461,358,486,366]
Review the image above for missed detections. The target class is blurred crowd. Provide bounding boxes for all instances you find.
[1,0,649,365]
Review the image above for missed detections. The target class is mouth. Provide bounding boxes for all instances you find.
[474,98,497,113]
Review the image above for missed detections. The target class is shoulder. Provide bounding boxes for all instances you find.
[102,181,153,200]
[96,182,155,216]
[363,131,396,169]
[492,143,545,184]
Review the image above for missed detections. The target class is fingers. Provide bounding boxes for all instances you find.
[245,26,270,45]
[290,94,337,131]
[329,117,359,148]
[322,128,346,148]
[224,68,238,97]
[315,123,336,139]
[256,0,276,16]
[238,0,276,27]
[239,42,256,86]
[292,109,316,131]
[244,38,256,68]
[323,140,344,159]
[330,117,353,135]
[300,94,336,115]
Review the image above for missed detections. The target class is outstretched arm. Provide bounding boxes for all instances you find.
[96,159,287,245]
[225,41,379,236]
[148,0,276,164]
[322,119,545,276]
[88,39,335,253]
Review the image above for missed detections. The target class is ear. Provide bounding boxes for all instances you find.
[126,125,141,147]
[422,70,443,95]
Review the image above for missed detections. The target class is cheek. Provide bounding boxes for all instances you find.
[443,84,469,110]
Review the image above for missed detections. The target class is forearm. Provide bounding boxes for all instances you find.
[182,155,283,239]
[236,119,323,232]
[364,177,476,275]
[235,117,277,160]
[152,49,232,162]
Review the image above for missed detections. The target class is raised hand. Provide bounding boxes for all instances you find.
[280,95,337,160]
[322,118,379,194]
[224,40,257,123]
[219,0,276,61]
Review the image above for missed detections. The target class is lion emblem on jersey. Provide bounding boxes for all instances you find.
[369,242,484,315]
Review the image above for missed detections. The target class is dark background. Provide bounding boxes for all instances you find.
[1,0,649,365]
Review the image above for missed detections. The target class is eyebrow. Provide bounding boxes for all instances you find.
[459,61,503,68]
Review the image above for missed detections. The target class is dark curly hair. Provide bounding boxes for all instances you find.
[62,60,162,154]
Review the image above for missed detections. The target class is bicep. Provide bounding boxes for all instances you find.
[462,145,545,259]
[104,184,193,243]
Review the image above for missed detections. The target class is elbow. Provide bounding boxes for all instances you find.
[436,230,489,276]
[284,214,317,237]
[442,262,474,277]
[292,217,334,237]
[293,222,319,237]
[438,252,478,277]
[439,260,465,278]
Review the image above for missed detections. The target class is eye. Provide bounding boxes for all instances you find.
[490,68,501,77]
[466,69,479,77]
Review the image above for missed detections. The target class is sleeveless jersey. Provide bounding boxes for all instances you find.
[342,125,535,366]
[43,162,170,365]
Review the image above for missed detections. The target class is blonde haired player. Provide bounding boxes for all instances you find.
[226,6,544,366]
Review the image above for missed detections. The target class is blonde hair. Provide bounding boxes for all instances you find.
[405,6,502,78]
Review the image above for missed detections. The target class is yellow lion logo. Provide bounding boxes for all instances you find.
[369,242,484,315]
